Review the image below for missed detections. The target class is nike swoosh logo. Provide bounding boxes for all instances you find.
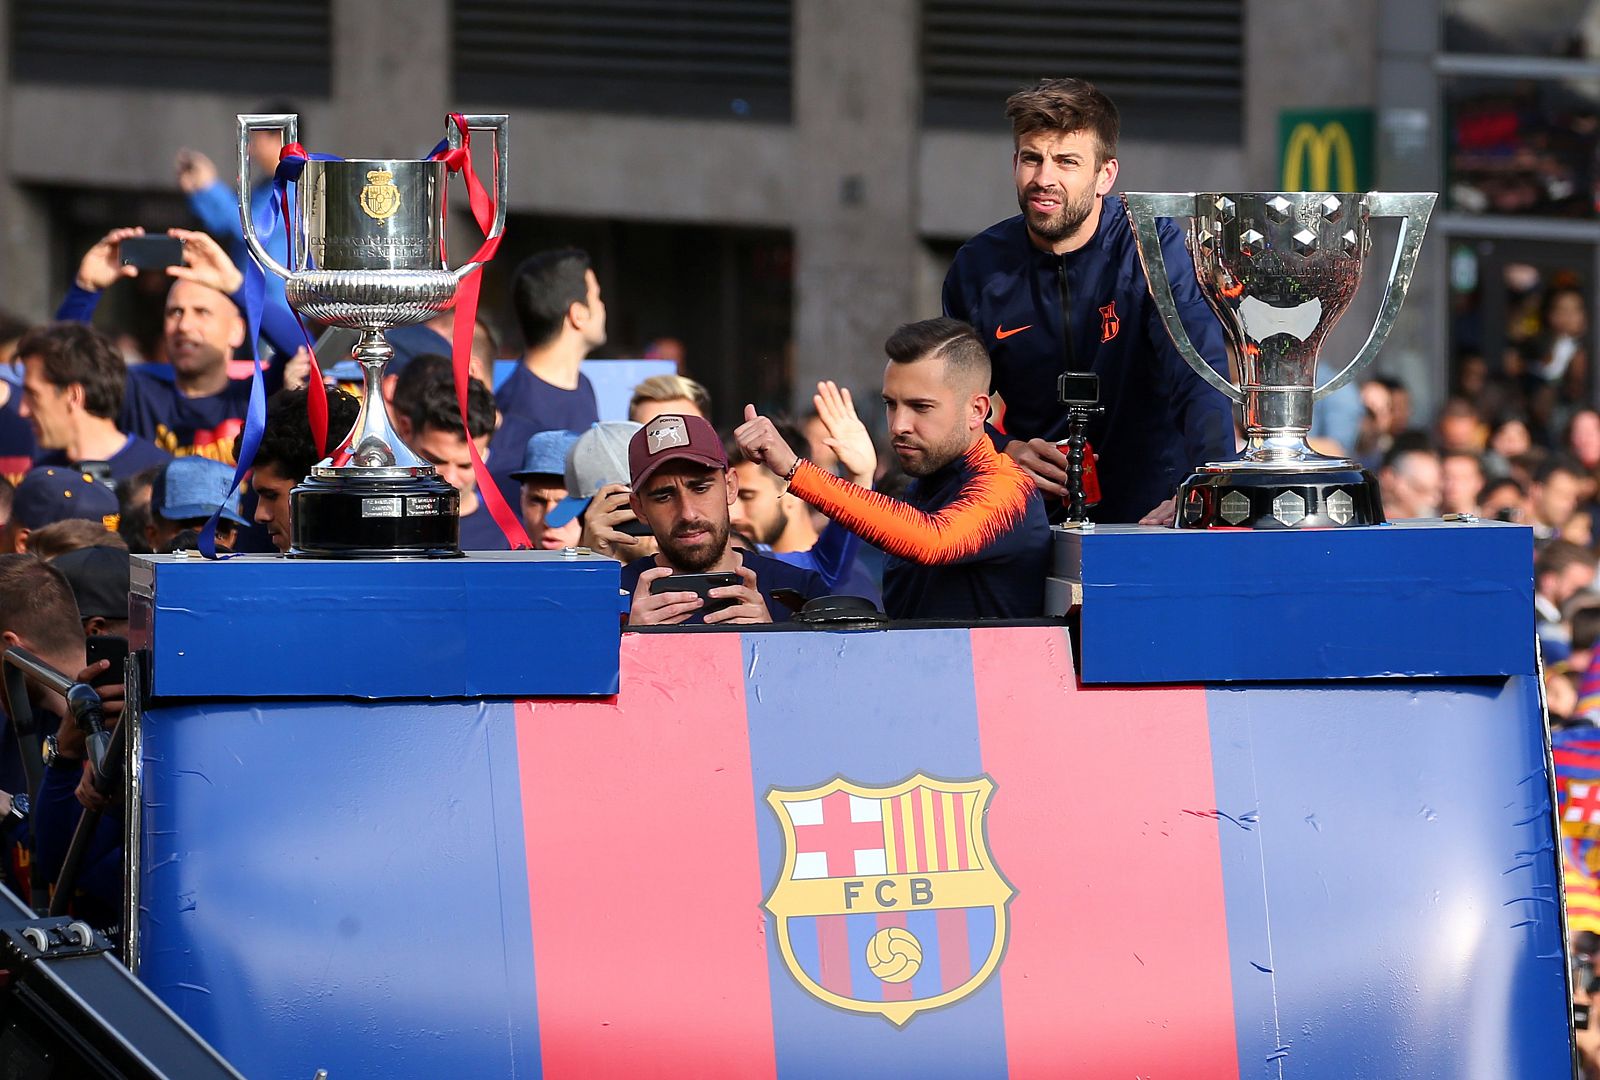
[995,324,1032,340]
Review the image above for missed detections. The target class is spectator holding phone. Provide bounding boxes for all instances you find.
[59,227,255,464]
[623,414,826,626]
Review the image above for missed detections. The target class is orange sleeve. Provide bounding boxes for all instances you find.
[787,442,1036,566]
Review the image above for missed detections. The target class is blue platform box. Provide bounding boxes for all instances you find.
[1055,520,1535,684]
[131,551,621,700]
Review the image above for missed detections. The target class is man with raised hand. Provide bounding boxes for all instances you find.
[736,318,1050,621]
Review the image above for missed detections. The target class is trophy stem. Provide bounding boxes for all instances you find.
[313,328,434,479]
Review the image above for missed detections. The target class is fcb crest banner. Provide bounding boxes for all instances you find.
[137,626,1572,1079]
[764,775,1013,1025]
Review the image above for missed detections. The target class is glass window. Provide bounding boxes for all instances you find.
[1444,0,1598,57]
[1444,76,1600,218]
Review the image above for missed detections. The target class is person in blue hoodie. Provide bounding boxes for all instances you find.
[941,77,1234,526]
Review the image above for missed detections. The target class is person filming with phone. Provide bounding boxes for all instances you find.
[622,414,827,627]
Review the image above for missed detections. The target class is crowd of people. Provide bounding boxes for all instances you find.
[0,75,1585,941]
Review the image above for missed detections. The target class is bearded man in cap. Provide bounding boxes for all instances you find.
[622,414,827,626]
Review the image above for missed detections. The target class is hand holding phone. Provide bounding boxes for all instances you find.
[650,571,740,615]
[119,235,185,271]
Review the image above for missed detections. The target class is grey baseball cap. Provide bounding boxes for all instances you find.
[545,421,642,527]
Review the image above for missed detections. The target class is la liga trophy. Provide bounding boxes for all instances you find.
[237,113,508,557]
[1122,191,1435,529]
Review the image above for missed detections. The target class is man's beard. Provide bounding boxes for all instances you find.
[894,432,967,478]
[1018,183,1096,246]
[659,516,730,572]
[754,504,787,547]
[168,338,227,379]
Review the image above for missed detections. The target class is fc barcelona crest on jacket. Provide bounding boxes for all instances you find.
[763,774,1014,1026]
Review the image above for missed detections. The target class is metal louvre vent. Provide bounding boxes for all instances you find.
[922,0,1242,142]
[9,0,331,95]
[453,0,792,121]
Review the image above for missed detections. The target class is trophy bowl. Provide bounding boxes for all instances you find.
[1123,190,1435,529]
[238,113,507,557]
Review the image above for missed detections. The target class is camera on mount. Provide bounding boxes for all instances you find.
[1057,371,1100,407]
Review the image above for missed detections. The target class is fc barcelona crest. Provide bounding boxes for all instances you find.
[763,774,1014,1026]
[359,170,401,220]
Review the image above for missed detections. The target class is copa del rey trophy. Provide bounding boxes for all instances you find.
[237,113,507,557]
[1122,191,1435,529]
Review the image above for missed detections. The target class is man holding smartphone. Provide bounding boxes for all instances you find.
[622,415,826,627]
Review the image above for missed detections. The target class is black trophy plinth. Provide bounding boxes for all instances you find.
[1177,466,1385,530]
[290,473,462,558]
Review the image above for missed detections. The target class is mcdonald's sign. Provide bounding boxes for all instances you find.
[1278,108,1373,192]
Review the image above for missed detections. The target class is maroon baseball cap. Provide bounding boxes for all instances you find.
[628,414,727,490]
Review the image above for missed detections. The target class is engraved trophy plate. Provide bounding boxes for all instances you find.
[1123,190,1435,530]
[238,113,508,557]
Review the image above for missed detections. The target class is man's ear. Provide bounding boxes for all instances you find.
[11,527,29,555]
[969,391,992,432]
[226,311,247,351]
[725,469,739,507]
[1,630,21,650]
[567,299,590,335]
[1096,156,1119,198]
[84,616,109,637]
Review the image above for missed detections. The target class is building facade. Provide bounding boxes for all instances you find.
[4,0,1570,428]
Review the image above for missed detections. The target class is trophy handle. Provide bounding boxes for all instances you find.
[447,114,509,282]
[1313,191,1437,400]
[1122,193,1246,405]
[236,114,298,281]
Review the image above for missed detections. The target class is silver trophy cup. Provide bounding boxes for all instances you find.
[1122,191,1435,529]
[238,113,508,556]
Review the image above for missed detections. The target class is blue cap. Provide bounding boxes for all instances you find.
[151,457,250,526]
[13,467,120,530]
[509,429,581,482]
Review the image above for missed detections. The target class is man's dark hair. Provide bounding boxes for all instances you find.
[1536,538,1594,582]
[116,465,162,555]
[884,318,991,394]
[510,248,593,350]
[403,367,496,442]
[1440,449,1484,471]
[251,386,362,480]
[1004,78,1120,164]
[725,418,809,469]
[391,354,454,426]
[14,322,126,420]
[1480,476,1525,503]
[1537,455,1587,486]
[1572,603,1600,654]
[0,553,82,657]
[0,310,30,350]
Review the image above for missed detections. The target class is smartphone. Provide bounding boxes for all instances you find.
[85,634,129,676]
[616,515,653,537]
[120,235,184,270]
[650,571,741,615]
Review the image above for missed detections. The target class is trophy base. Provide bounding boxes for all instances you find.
[289,473,463,558]
[1177,465,1385,529]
